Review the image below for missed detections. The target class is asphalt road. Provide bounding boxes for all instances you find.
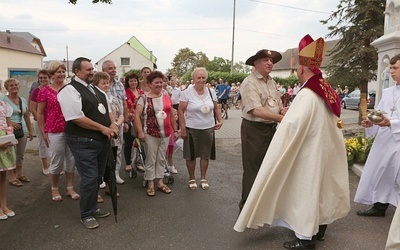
[0,109,394,250]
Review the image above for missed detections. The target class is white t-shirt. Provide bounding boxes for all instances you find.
[171,87,181,105]
[180,85,217,129]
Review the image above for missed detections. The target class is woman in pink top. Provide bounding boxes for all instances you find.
[37,61,79,202]
[29,69,50,176]
[124,73,144,172]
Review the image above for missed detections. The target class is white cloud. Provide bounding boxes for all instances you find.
[0,0,340,72]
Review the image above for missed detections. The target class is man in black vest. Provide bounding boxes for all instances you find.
[58,57,118,229]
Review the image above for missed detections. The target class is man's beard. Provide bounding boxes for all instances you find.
[85,77,93,84]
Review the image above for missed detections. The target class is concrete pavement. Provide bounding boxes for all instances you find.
[0,108,394,250]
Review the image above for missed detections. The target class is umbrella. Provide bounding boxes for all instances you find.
[104,145,118,222]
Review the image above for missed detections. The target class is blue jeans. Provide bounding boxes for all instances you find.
[66,133,110,220]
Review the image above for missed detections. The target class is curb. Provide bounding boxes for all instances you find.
[351,163,364,178]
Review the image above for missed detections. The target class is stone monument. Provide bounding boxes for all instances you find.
[371,0,400,103]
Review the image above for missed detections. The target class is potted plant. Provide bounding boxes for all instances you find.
[344,135,375,167]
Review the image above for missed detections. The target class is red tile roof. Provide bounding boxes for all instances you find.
[0,31,44,56]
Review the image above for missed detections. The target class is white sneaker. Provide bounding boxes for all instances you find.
[168,166,178,174]
[99,182,106,189]
[115,175,125,184]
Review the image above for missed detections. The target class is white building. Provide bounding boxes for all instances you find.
[0,30,46,99]
[96,36,157,79]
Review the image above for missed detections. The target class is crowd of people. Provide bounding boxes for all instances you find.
[0,38,399,248]
[0,59,225,229]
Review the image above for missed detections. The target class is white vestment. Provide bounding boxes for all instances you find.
[386,203,400,250]
[234,87,350,238]
[354,85,400,207]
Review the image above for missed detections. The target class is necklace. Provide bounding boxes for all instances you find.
[7,96,21,114]
[391,85,400,116]
[87,84,106,114]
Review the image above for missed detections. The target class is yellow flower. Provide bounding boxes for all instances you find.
[344,135,375,158]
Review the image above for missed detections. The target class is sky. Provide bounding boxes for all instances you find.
[1,0,340,72]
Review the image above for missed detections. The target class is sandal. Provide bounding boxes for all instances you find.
[51,187,62,202]
[9,179,23,187]
[97,194,104,203]
[188,180,197,190]
[158,184,171,194]
[136,165,145,172]
[66,186,80,200]
[200,179,209,190]
[125,165,132,172]
[147,186,155,197]
[17,175,30,183]
[42,168,49,176]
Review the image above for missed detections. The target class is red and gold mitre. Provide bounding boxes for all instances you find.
[298,34,326,72]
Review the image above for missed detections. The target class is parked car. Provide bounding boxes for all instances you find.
[341,89,375,109]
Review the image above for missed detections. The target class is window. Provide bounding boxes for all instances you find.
[121,57,130,66]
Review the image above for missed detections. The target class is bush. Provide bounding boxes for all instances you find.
[181,70,249,84]
[273,74,299,88]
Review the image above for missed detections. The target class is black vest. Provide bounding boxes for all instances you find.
[63,80,111,141]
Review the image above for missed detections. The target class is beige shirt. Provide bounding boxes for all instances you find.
[240,70,282,123]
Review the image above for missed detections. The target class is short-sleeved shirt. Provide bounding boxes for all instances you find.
[29,81,39,95]
[171,87,181,105]
[0,101,13,129]
[110,79,126,108]
[30,88,40,103]
[216,84,230,99]
[37,85,66,133]
[126,88,144,121]
[0,96,29,133]
[179,85,217,129]
[240,70,282,123]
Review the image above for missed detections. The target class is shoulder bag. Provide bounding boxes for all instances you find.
[13,97,24,139]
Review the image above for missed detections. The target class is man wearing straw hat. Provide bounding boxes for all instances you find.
[234,35,350,249]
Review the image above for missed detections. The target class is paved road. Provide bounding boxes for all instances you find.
[0,108,393,250]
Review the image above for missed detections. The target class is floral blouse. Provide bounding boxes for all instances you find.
[126,88,144,123]
[37,85,66,133]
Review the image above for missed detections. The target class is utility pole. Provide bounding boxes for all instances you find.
[230,0,236,74]
[66,45,70,78]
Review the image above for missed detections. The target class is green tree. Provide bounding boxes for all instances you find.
[195,52,210,68]
[171,48,197,77]
[123,69,141,78]
[69,0,112,4]
[321,0,385,120]
[207,57,231,72]
[233,61,251,74]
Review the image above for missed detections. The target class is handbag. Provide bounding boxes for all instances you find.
[13,98,24,139]
[14,123,24,139]
[207,87,217,124]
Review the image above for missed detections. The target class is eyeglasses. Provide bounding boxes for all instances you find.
[39,77,48,79]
